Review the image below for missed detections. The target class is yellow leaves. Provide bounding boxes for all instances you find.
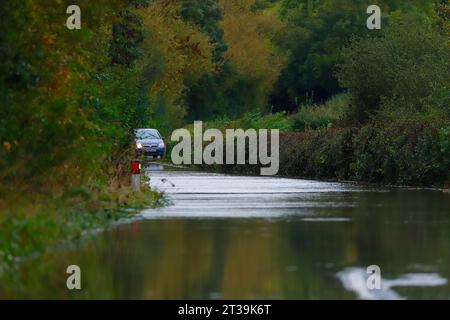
[3,142,12,152]
[140,0,214,103]
[135,0,216,128]
[2,141,18,152]
[219,0,286,103]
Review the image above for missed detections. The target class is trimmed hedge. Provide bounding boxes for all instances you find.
[207,121,450,187]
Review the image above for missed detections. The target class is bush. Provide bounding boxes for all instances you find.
[211,121,450,187]
[278,128,354,179]
[0,1,154,196]
[289,93,350,131]
[204,111,292,131]
[338,17,450,122]
[350,122,450,185]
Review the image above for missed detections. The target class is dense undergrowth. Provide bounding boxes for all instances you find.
[278,122,450,186]
[199,121,449,188]
[0,184,163,272]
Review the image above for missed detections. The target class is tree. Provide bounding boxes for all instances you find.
[219,0,286,112]
[110,0,152,66]
[337,17,450,121]
[271,0,439,112]
[139,0,215,131]
[185,0,286,120]
[0,0,153,192]
[181,0,228,61]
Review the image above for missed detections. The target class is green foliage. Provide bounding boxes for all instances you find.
[338,17,450,121]
[186,66,269,121]
[280,129,353,179]
[0,187,162,270]
[79,65,154,144]
[436,1,450,34]
[110,10,145,66]
[1,0,447,194]
[289,93,350,131]
[271,0,439,112]
[277,122,450,186]
[181,0,243,122]
[209,120,450,187]
[350,122,450,185]
[243,112,291,131]
[438,125,450,171]
[184,0,286,121]
[251,0,279,11]
[206,111,291,131]
[0,0,153,195]
[181,0,228,61]
[109,0,152,67]
[1,0,450,275]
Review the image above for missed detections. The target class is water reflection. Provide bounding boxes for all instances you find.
[0,171,449,299]
[337,268,448,300]
[144,162,164,172]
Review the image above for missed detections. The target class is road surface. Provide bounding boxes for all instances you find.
[1,164,449,299]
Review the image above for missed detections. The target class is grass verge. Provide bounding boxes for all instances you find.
[0,184,163,275]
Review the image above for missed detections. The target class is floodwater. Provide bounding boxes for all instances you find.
[1,164,449,299]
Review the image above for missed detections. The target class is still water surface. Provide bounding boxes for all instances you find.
[1,165,449,299]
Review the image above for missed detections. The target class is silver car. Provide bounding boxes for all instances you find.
[135,128,166,158]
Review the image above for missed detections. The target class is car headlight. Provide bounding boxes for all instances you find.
[136,143,143,149]
[158,142,165,148]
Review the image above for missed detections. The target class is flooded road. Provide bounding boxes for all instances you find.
[1,165,450,299]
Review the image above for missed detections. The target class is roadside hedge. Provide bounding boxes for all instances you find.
[211,121,450,187]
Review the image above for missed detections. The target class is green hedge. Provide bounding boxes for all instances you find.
[203,121,449,187]
[279,122,450,186]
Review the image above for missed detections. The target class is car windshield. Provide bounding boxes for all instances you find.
[136,130,160,140]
